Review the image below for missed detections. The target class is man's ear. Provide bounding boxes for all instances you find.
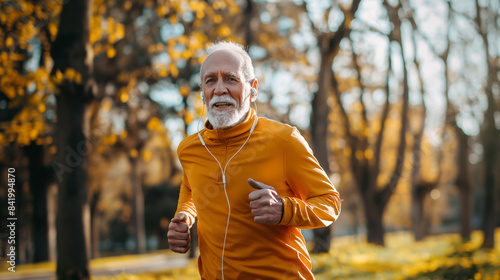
[250,79,258,102]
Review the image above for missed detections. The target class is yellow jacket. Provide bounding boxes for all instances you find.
[175,108,341,279]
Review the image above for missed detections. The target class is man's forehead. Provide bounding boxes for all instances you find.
[201,50,244,77]
[203,70,239,78]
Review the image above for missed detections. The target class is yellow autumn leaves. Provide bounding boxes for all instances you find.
[93,229,500,280]
[0,0,242,150]
[311,230,500,279]
[0,66,55,147]
[1,105,48,146]
[90,13,126,60]
[52,68,83,85]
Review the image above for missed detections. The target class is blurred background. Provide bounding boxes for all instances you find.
[0,0,498,279]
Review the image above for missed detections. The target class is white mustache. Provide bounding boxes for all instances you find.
[208,95,237,108]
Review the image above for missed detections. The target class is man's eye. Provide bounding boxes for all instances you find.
[205,79,214,83]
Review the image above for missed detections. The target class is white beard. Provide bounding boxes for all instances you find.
[207,95,250,130]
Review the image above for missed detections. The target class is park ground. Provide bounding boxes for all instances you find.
[2,229,500,280]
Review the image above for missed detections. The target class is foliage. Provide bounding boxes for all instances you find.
[0,0,61,149]
[0,0,243,150]
[312,230,500,279]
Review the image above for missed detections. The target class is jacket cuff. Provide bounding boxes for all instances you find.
[278,197,292,226]
[177,211,195,228]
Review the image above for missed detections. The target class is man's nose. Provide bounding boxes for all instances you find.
[213,79,227,95]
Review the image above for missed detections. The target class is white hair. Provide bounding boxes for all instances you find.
[201,41,255,83]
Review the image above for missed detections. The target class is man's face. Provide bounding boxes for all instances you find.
[199,50,252,130]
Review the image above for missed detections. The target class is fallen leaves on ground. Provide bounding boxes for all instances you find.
[95,229,500,280]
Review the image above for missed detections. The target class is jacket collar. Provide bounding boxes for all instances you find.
[202,108,256,142]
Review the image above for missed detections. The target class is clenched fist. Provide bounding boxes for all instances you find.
[248,178,283,224]
[167,213,191,253]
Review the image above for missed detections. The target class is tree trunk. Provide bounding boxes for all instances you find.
[363,194,385,245]
[412,184,433,241]
[455,126,472,240]
[17,158,29,264]
[241,0,254,46]
[311,49,333,253]
[474,0,499,249]
[408,14,436,242]
[50,0,94,278]
[436,0,473,242]
[312,227,332,254]
[307,0,362,253]
[410,116,426,241]
[311,43,332,175]
[54,92,92,279]
[365,0,411,246]
[90,192,100,258]
[130,156,146,254]
[459,182,473,240]
[412,190,424,241]
[189,221,198,259]
[25,144,50,262]
[482,124,497,248]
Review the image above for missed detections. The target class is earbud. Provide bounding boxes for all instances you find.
[251,88,257,101]
[200,91,205,103]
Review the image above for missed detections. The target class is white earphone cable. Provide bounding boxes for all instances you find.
[197,89,258,280]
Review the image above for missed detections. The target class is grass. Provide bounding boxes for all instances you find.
[3,229,499,279]
[94,229,500,280]
[0,249,180,278]
[311,230,500,280]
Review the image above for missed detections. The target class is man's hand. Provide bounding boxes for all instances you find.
[248,178,283,224]
[167,213,191,253]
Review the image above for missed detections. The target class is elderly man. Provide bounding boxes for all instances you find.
[167,41,341,279]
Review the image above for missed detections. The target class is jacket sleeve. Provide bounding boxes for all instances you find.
[278,128,341,229]
[174,172,197,228]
